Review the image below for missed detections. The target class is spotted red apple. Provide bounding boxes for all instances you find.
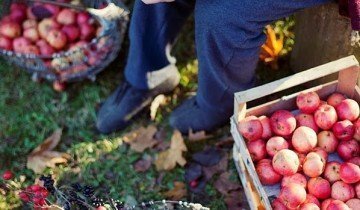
[331,181,355,202]
[314,104,338,130]
[324,161,341,183]
[295,113,319,133]
[307,177,331,200]
[281,173,307,189]
[255,159,282,185]
[296,91,321,114]
[247,139,267,162]
[270,110,296,137]
[272,149,300,176]
[266,136,289,157]
[278,183,306,209]
[317,131,338,153]
[259,115,272,139]
[339,162,360,184]
[332,120,355,141]
[292,126,317,154]
[337,139,360,161]
[336,99,360,121]
[238,116,263,141]
[327,93,346,107]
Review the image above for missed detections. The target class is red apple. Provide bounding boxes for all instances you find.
[299,203,320,210]
[307,177,331,200]
[355,183,360,198]
[238,116,263,141]
[317,131,338,153]
[77,12,91,25]
[314,104,338,130]
[339,162,360,184]
[272,149,300,176]
[23,28,39,42]
[303,152,325,178]
[279,183,307,209]
[0,36,13,50]
[327,200,351,210]
[321,198,335,210]
[259,115,272,139]
[247,139,267,162]
[324,161,341,183]
[354,118,360,141]
[346,198,360,210]
[0,21,21,38]
[38,18,60,39]
[272,198,287,210]
[337,139,360,161]
[295,113,319,133]
[10,8,26,23]
[349,157,360,166]
[46,29,67,50]
[281,173,307,189]
[296,91,321,114]
[266,136,289,157]
[327,93,346,107]
[331,181,355,202]
[22,19,38,30]
[80,23,95,41]
[43,4,60,17]
[56,9,77,25]
[313,147,328,163]
[336,99,360,121]
[256,159,282,185]
[270,110,296,136]
[36,40,55,56]
[10,3,27,13]
[12,37,31,53]
[292,126,317,153]
[332,120,355,141]
[303,194,320,207]
[61,25,80,42]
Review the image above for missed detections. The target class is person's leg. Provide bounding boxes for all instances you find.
[96,0,194,134]
[125,0,195,89]
[170,0,331,133]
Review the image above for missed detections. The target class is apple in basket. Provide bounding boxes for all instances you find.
[331,181,355,202]
[56,9,77,25]
[317,131,338,153]
[337,139,360,161]
[23,28,39,42]
[314,104,338,130]
[62,25,80,42]
[336,99,360,121]
[22,19,38,30]
[77,12,91,25]
[46,29,67,50]
[12,37,31,53]
[0,36,13,50]
[296,91,320,114]
[324,161,341,183]
[38,18,60,39]
[80,23,95,41]
[295,113,319,133]
[327,92,347,107]
[36,40,55,56]
[0,22,21,38]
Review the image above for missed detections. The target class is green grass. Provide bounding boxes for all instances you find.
[0,2,298,208]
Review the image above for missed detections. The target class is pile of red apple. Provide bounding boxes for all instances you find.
[238,91,360,210]
[0,2,100,55]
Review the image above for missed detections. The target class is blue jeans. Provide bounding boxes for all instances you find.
[124,0,330,114]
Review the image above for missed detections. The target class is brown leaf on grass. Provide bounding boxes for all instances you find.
[134,155,153,172]
[188,129,213,142]
[155,130,187,171]
[27,129,70,174]
[163,181,187,200]
[224,191,246,210]
[150,94,167,120]
[214,172,241,195]
[123,125,158,152]
[203,153,229,180]
[259,25,284,70]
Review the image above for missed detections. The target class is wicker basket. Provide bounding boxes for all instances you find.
[0,0,129,82]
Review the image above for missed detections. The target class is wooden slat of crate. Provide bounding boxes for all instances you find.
[231,56,360,210]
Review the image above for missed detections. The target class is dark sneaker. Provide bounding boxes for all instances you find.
[169,97,232,134]
[96,64,180,134]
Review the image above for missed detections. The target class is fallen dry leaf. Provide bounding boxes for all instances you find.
[155,130,187,171]
[27,129,70,174]
[163,181,187,200]
[188,129,213,142]
[224,191,246,210]
[203,153,229,180]
[150,94,167,120]
[259,25,284,70]
[134,155,153,172]
[214,172,241,195]
[123,125,158,152]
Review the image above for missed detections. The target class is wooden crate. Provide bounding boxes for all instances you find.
[231,55,360,210]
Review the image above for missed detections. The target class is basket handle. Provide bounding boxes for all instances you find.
[235,55,359,104]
